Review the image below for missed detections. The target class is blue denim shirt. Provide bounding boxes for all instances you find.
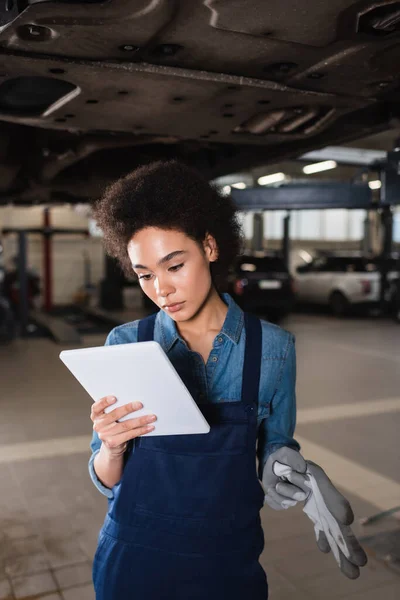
[89,293,300,498]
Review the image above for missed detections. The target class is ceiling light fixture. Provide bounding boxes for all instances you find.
[302,160,337,174]
[368,180,382,190]
[231,182,247,189]
[257,172,285,185]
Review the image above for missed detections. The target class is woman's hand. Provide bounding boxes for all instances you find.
[91,395,157,457]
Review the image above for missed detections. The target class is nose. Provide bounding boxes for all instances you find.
[154,273,175,298]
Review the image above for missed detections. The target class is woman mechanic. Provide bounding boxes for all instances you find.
[88,160,367,599]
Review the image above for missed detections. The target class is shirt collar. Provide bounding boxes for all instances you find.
[158,293,244,352]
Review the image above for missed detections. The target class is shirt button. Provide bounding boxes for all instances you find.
[218,337,223,343]
[212,356,218,362]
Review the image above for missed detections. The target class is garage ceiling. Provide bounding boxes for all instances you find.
[1,1,400,204]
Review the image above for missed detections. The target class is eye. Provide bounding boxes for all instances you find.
[138,274,152,281]
[169,263,184,272]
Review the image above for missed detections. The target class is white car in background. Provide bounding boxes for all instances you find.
[294,253,400,316]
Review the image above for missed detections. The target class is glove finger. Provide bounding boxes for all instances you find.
[321,527,360,579]
[303,477,365,567]
[316,530,331,554]
[306,461,354,525]
[273,448,307,474]
[318,512,368,568]
[273,464,310,498]
[339,524,368,567]
[267,488,297,509]
[276,481,308,502]
[284,470,312,496]
[273,462,293,479]
[264,493,289,511]
[337,545,361,580]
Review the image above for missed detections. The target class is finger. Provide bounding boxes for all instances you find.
[282,499,298,508]
[121,412,157,432]
[264,494,290,511]
[91,395,117,419]
[318,513,367,573]
[95,420,118,434]
[93,402,145,430]
[273,462,293,478]
[306,461,354,525]
[304,466,367,567]
[97,418,133,436]
[102,423,156,448]
[337,545,361,580]
[273,448,307,474]
[283,471,311,496]
[96,414,156,440]
[316,530,331,554]
[276,482,308,502]
[323,527,359,578]
[106,401,144,423]
[267,487,297,509]
[339,524,368,567]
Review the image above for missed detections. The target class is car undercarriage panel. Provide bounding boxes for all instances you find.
[0,0,400,204]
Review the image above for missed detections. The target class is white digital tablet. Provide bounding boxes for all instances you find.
[59,341,210,436]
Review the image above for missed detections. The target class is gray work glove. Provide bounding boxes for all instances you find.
[262,447,368,579]
[262,447,309,510]
[302,460,368,579]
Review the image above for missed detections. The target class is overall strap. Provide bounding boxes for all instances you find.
[241,312,262,408]
[137,312,158,342]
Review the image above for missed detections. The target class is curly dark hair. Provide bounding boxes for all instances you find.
[92,160,244,289]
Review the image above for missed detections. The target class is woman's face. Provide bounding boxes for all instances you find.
[127,227,218,321]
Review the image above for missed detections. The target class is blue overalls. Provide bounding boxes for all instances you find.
[93,311,268,599]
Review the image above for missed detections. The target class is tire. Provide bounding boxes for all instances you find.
[391,282,400,323]
[0,298,16,343]
[329,291,349,317]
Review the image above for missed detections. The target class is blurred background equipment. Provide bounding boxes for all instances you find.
[0,237,16,343]
[228,252,295,322]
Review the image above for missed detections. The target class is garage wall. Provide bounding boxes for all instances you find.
[240,209,371,242]
[0,205,105,306]
[2,205,398,307]
[239,208,400,273]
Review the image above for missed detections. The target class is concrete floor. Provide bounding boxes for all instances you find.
[0,310,399,599]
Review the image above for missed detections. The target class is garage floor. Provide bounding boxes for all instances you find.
[1,310,399,600]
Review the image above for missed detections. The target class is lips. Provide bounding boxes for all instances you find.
[164,302,183,308]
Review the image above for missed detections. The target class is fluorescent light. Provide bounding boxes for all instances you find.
[231,182,247,189]
[302,160,337,174]
[257,172,285,185]
[368,180,382,190]
[240,263,257,272]
[298,250,313,263]
[300,147,386,166]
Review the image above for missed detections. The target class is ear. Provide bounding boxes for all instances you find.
[203,233,219,263]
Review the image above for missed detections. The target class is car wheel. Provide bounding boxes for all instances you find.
[0,298,16,343]
[329,291,349,317]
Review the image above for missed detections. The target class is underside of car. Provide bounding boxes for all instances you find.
[1,0,400,205]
